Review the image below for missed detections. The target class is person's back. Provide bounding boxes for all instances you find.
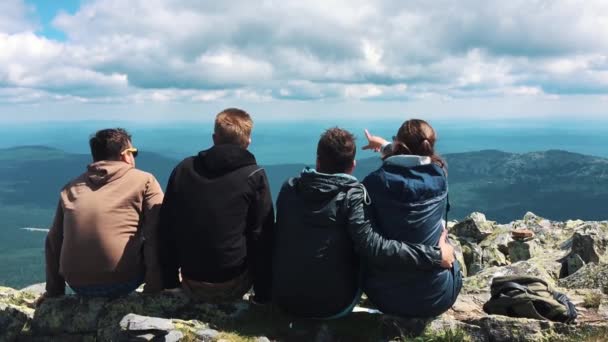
[273,128,454,318]
[44,128,164,299]
[362,120,462,317]
[158,108,274,303]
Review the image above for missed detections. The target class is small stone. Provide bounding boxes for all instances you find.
[512,228,535,240]
[451,212,495,242]
[196,328,220,341]
[508,240,540,262]
[255,337,271,342]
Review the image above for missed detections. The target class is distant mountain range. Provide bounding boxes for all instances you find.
[1,145,607,288]
[1,146,607,223]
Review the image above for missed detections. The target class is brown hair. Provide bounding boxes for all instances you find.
[391,119,445,168]
[317,127,356,174]
[89,128,132,162]
[214,108,253,147]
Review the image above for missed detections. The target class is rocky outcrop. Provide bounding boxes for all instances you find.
[1,212,608,341]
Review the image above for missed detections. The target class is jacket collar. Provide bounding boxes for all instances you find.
[384,155,431,168]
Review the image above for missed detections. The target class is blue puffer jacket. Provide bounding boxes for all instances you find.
[362,155,462,317]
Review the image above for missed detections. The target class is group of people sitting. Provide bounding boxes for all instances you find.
[42,108,462,318]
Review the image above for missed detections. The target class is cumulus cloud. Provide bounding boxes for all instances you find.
[1,0,608,106]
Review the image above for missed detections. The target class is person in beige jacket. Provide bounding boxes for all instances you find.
[41,128,164,300]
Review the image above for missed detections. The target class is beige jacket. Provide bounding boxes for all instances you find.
[45,161,164,295]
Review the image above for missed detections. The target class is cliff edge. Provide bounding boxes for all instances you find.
[1,212,608,341]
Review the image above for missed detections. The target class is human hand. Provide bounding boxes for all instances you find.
[438,229,455,269]
[362,129,389,152]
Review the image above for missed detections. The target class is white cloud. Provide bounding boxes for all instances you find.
[1,0,608,113]
[0,0,34,34]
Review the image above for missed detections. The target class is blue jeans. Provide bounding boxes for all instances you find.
[70,276,143,298]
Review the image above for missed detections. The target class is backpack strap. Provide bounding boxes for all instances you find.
[493,281,530,299]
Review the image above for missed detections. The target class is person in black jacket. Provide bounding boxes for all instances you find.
[158,108,274,303]
[272,127,455,318]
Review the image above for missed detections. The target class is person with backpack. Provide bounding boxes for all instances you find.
[272,127,455,319]
[361,119,462,317]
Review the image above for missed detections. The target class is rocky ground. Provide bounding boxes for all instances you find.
[1,212,607,341]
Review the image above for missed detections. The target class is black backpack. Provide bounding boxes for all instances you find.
[483,275,577,323]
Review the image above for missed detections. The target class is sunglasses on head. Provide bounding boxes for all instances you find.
[121,147,139,158]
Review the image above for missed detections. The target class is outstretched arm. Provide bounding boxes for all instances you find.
[346,190,453,270]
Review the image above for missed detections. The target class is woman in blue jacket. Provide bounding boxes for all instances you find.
[361,119,462,317]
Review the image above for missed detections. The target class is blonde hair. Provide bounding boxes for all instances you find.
[214,108,253,147]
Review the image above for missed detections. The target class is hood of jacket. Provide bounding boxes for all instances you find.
[194,144,257,178]
[86,161,133,185]
[292,167,360,202]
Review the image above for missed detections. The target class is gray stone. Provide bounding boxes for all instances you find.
[32,295,106,335]
[508,239,540,262]
[479,229,512,255]
[449,235,468,277]
[20,283,46,296]
[0,303,30,342]
[255,337,271,342]
[462,240,484,276]
[195,328,220,341]
[120,313,175,332]
[165,330,184,342]
[482,245,508,267]
[571,228,608,263]
[452,212,495,242]
[559,263,608,291]
[565,253,585,277]
[468,315,552,342]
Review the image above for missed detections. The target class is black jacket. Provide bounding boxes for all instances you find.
[272,168,442,318]
[158,144,274,300]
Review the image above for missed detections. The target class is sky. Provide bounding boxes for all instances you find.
[1,0,608,122]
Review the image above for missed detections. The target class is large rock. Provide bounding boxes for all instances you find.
[570,226,608,263]
[451,212,496,243]
[559,263,608,292]
[462,240,484,276]
[482,245,509,267]
[508,239,540,262]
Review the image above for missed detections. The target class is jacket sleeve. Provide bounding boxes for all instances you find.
[158,169,181,289]
[45,200,66,296]
[141,176,164,293]
[346,189,443,270]
[246,169,275,302]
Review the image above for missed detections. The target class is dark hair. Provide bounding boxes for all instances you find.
[317,127,356,174]
[89,128,132,162]
[391,119,445,168]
